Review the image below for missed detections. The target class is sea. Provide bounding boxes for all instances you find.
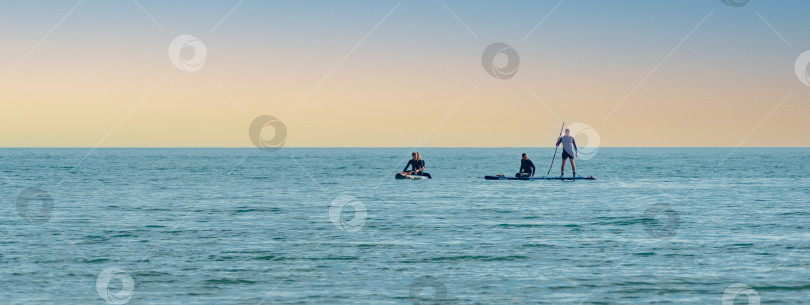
[0,148,808,304]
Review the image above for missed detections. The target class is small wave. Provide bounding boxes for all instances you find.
[402,255,529,263]
[204,278,257,285]
[252,255,280,261]
[521,243,554,248]
[755,284,810,291]
[134,270,173,278]
[496,223,547,228]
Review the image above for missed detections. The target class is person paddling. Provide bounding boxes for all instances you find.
[516,153,535,178]
[556,128,578,177]
[415,152,432,178]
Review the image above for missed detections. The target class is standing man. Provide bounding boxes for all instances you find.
[556,128,578,177]
[516,153,535,178]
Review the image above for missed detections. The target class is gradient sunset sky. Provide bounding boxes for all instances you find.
[1,0,809,147]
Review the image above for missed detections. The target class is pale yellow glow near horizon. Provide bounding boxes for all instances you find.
[2,65,807,147]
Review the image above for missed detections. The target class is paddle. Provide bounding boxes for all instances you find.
[546,122,565,176]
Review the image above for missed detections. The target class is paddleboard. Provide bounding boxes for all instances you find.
[396,173,430,180]
[484,175,595,181]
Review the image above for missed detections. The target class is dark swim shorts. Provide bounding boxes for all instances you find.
[561,150,575,160]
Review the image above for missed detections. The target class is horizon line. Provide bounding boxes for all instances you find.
[0,146,807,149]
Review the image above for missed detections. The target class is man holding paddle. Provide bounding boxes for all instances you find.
[556,128,578,177]
[484,122,594,180]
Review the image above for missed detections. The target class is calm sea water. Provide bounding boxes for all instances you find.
[0,148,808,304]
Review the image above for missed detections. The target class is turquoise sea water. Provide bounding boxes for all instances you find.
[0,148,808,304]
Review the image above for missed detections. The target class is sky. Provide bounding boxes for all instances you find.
[0,0,809,147]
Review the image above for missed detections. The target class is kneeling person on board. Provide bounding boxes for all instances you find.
[556,128,578,177]
[402,152,423,176]
[415,152,432,179]
[516,153,535,178]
